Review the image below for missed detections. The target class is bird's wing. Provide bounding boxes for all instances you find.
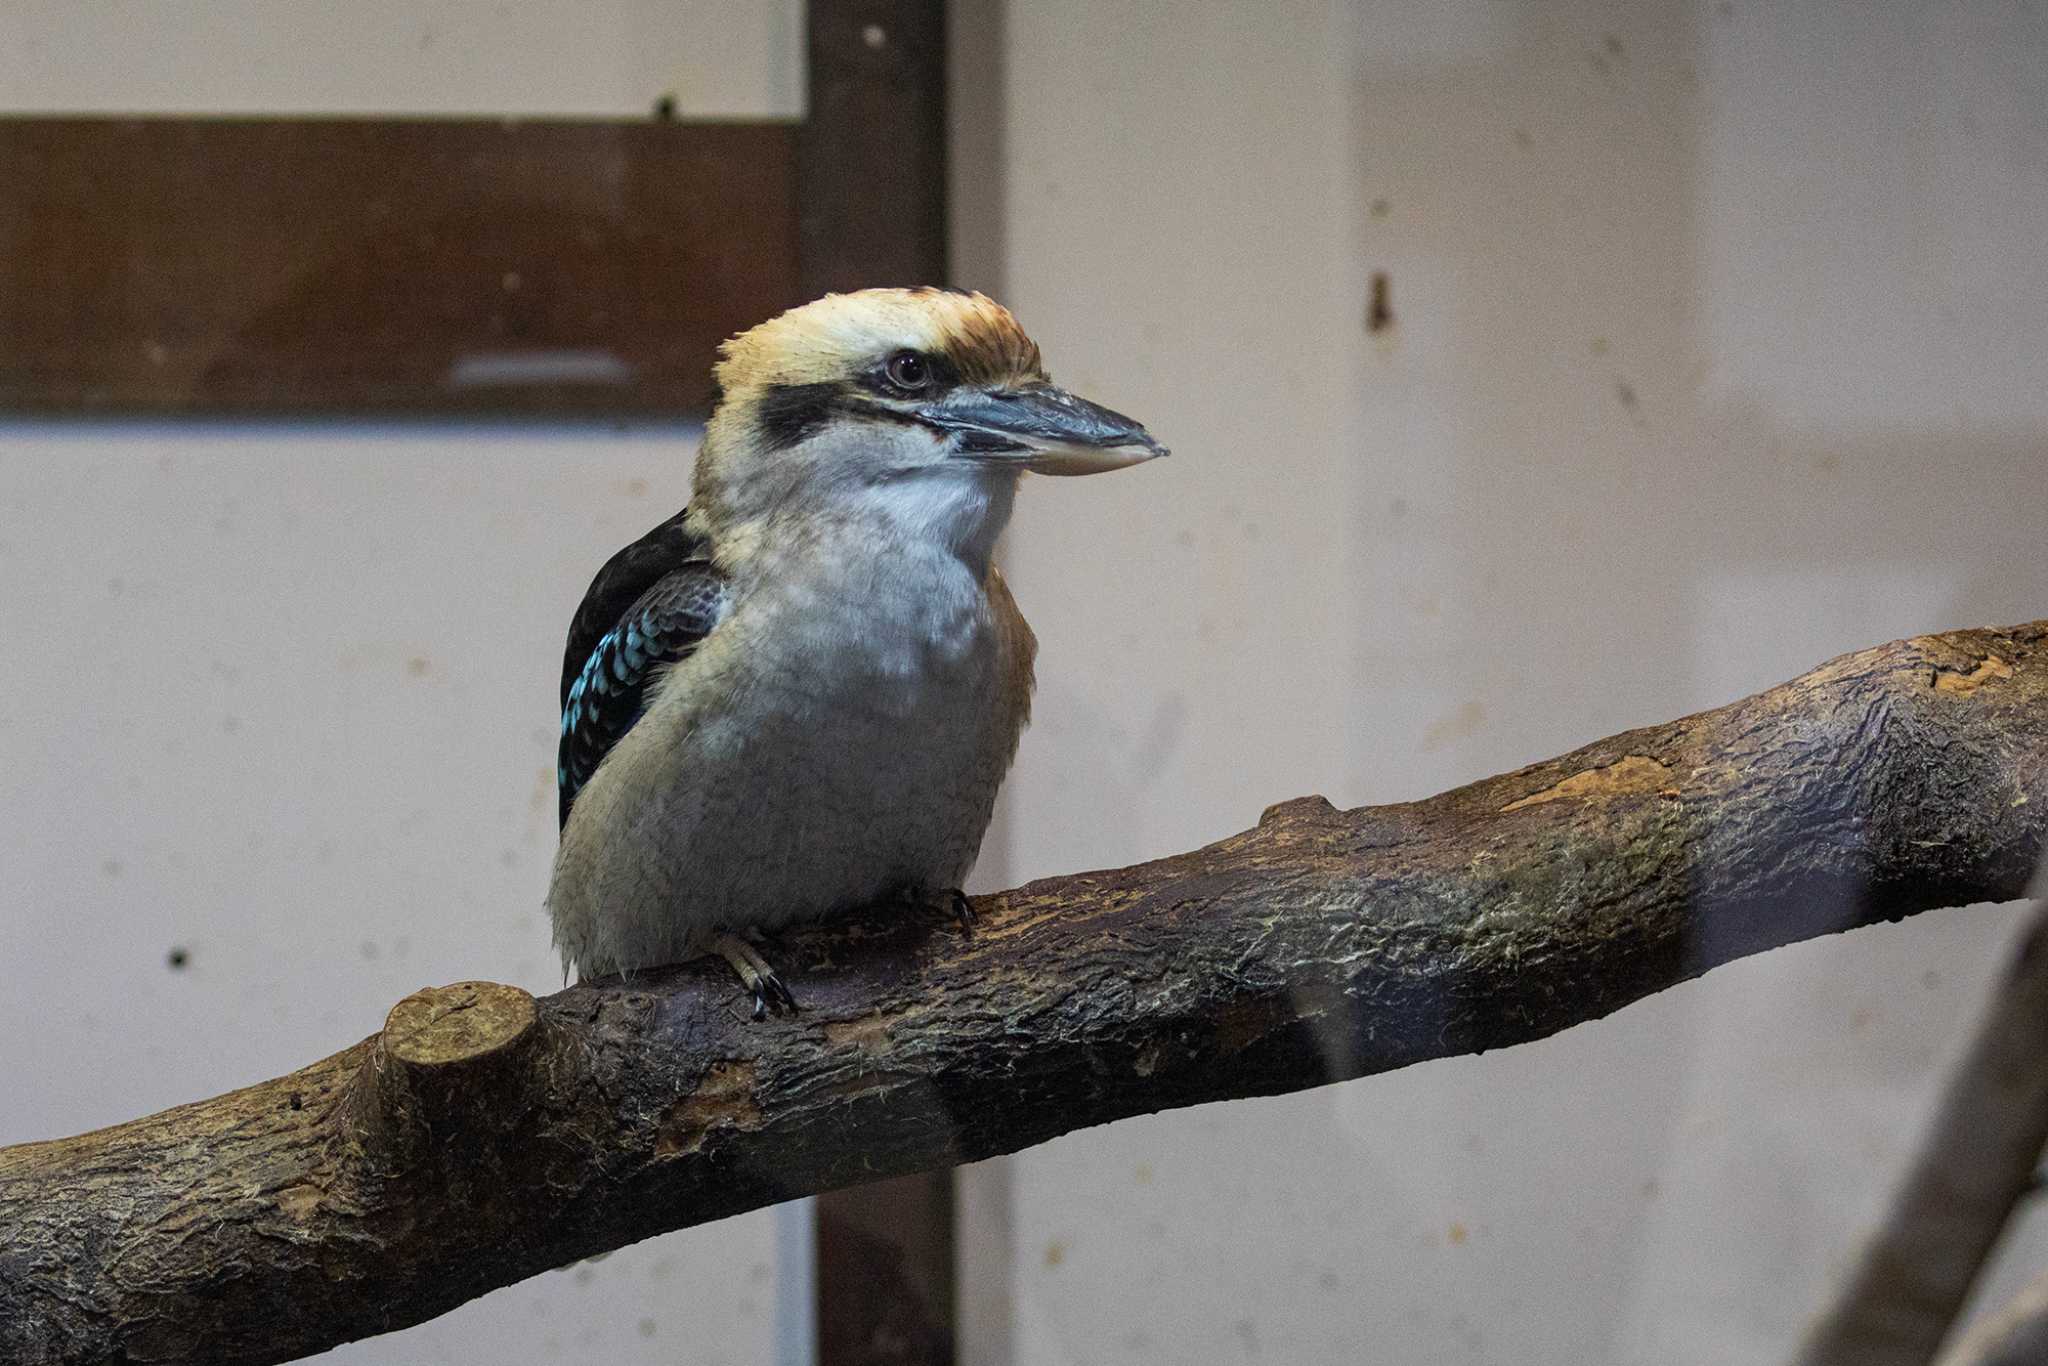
[557,509,728,828]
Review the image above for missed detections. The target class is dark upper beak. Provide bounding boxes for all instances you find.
[913,384,1168,475]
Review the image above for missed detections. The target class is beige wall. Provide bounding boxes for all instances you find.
[5,2,2047,1364]
[1,0,804,117]
[0,5,804,1363]
[963,1,2048,1363]
[0,425,803,1366]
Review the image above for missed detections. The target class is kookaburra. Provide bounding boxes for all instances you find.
[550,288,1165,1015]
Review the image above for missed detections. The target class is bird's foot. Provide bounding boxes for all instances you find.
[895,887,976,937]
[711,930,798,1021]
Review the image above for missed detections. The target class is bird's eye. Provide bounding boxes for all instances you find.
[885,350,931,391]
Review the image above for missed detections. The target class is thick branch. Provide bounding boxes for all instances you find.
[1797,896,2048,1366]
[3,621,2046,1366]
[1935,1264,2048,1366]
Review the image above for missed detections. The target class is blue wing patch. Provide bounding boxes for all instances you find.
[557,516,727,828]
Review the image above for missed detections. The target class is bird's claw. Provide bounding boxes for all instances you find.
[764,969,798,1014]
[746,972,798,1021]
[713,931,798,1021]
[949,889,977,937]
[747,968,799,1020]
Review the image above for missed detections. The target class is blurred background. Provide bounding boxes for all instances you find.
[3,1,2046,1363]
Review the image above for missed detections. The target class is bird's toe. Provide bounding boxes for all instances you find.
[712,930,797,1021]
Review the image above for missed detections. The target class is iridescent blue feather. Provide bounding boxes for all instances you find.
[556,510,726,828]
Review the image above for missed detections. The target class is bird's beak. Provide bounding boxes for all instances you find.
[914,384,1168,476]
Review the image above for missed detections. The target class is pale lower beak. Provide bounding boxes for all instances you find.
[915,384,1168,476]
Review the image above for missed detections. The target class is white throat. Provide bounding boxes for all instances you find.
[851,465,1018,578]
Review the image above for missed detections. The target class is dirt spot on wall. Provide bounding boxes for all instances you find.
[1421,701,1486,752]
[1366,272,1394,334]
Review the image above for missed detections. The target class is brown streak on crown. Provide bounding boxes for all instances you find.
[713,288,1046,395]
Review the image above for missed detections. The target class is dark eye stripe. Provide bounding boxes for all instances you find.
[756,382,840,451]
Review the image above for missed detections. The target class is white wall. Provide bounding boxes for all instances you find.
[0,0,805,118]
[6,3,2047,1364]
[0,423,807,1366]
[962,1,2048,1364]
[1,6,805,1363]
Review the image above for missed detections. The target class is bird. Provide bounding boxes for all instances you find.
[549,287,1165,1017]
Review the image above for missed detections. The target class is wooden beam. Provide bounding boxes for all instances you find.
[0,117,806,416]
[797,4,957,1360]
[818,1173,957,1365]
[798,0,948,297]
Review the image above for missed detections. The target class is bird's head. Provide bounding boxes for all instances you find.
[692,288,1165,566]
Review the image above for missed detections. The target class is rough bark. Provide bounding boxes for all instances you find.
[1796,896,2048,1366]
[3,620,2045,1366]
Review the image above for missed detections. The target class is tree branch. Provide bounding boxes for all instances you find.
[4,621,2046,1366]
[1796,894,2048,1366]
[1935,1264,2048,1366]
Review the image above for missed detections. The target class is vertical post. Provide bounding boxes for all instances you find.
[818,1173,958,1364]
[800,2,957,1362]
[797,0,949,296]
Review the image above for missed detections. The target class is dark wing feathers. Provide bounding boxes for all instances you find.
[560,509,699,710]
[557,509,726,828]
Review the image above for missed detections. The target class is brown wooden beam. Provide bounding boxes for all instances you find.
[797,3,957,1360]
[818,1173,957,1365]
[798,0,948,297]
[0,117,806,416]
